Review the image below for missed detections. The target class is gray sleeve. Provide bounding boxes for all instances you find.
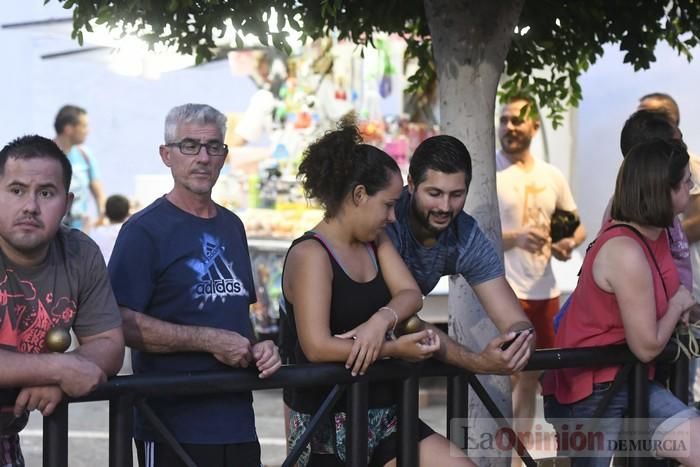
[72,244,122,338]
[456,222,505,286]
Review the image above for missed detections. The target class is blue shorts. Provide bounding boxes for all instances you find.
[544,381,699,467]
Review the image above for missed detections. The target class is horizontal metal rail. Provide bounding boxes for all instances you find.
[0,342,682,467]
[81,343,684,402]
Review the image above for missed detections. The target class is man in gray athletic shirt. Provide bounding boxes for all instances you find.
[386,135,534,374]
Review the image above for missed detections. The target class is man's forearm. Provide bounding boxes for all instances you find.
[501,231,519,251]
[74,327,125,377]
[0,350,66,388]
[427,324,485,373]
[571,223,587,248]
[121,307,218,354]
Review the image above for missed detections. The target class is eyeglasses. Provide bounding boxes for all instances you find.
[165,139,229,157]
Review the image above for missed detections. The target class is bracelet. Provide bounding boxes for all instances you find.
[379,306,398,340]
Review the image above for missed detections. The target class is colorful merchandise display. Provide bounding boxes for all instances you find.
[216,36,438,341]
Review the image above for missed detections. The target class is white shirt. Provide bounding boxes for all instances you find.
[685,152,700,300]
[90,223,123,263]
[315,77,353,131]
[234,88,276,144]
[496,151,577,299]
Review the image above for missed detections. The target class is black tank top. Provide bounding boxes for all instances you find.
[281,232,397,413]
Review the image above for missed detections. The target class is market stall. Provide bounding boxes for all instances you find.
[212,36,439,341]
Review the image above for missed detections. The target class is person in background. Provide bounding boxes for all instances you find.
[544,139,700,466]
[636,93,700,404]
[91,194,132,374]
[496,94,587,443]
[53,105,106,232]
[0,135,124,466]
[601,109,690,289]
[637,93,700,293]
[90,194,130,263]
[229,50,280,148]
[310,44,355,133]
[109,103,280,467]
[227,49,290,176]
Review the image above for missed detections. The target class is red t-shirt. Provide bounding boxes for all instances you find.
[542,223,679,404]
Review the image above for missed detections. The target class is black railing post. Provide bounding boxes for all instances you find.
[17,344,680,467]
[136,399,197,467]
[670,354,689,405]
[447,374,467,448]
[283,385,347,467]
[43,400,68,467]
[629,362,649,467]
[398,374,419,467]
[109,395,134,467]
[346,380,368,467]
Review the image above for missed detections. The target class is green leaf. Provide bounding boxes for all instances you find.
[51,0,700,124]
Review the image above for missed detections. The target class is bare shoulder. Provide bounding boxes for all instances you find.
[284,238,334,303]
[598,234,646,259]
[594,235,649,291]
[285,238,331,273]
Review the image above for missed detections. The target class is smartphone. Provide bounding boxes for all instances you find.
[501,328,534,351]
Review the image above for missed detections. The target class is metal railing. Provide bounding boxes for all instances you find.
[8,342,688,467]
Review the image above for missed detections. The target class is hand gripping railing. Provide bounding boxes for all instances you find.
[2,342,686,467]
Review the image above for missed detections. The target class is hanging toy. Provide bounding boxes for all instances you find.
[377,39,395,99]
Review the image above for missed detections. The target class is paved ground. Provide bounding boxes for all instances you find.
[19,381,554,466]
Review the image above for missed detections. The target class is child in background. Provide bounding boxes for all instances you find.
[91,194,130,262]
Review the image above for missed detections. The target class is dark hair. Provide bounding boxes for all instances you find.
[409,135,472,187]
[0,135,72,192]
[620,109,678,157]
[105,194,130,223]
[257,48,275,68]
[611,139,689,228]
[639,92,680,126]
[54,105,87,135]
[298,119,400,218]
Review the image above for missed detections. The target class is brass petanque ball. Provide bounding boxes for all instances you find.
[45,327,71,353]
[397,316,425,336]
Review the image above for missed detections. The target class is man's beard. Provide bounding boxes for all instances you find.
[500,133,531,154]
[410,197,452,235]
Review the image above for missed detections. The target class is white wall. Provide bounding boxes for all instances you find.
[574,44,700,237]
[1,1,409,204]
[1,1,256,199]
[5,1,700,230]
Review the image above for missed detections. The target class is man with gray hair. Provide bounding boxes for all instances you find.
[109,104,280,467]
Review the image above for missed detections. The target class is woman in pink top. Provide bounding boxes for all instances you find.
[543,139,700,467]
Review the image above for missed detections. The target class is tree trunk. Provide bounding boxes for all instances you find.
[423,1,525,465]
